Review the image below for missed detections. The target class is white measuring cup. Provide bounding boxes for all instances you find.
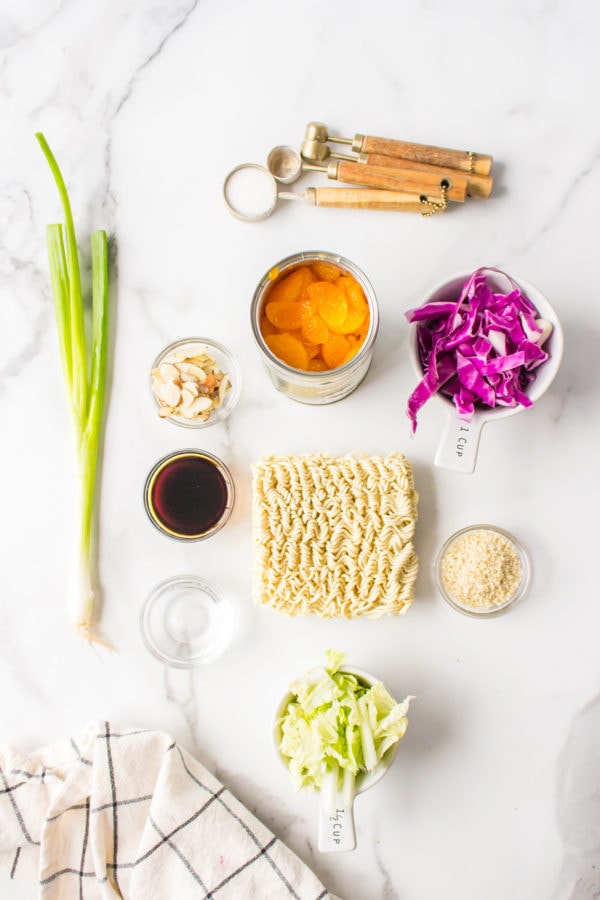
[273,666,400,853]
[408,270,564,474]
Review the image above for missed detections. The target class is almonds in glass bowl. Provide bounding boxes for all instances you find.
[150,338,240,427]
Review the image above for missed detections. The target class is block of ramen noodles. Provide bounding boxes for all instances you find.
[251,453,418,617]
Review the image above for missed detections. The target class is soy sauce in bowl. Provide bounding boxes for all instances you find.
[144,450,234,541]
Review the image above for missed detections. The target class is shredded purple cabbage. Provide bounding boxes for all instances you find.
[406,268,551,432]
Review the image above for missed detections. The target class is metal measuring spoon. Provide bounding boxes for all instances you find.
[299,136,493,200]
[223,162,431,221]
[223,163,278,221]
[266,145,348,183]
[265,144,466,202]
[222,163,311,221]
[223,150,325,223]
[266,146,306,183]
[304,121,494,176]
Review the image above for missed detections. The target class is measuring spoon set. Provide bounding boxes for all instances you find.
[223,121,494,222]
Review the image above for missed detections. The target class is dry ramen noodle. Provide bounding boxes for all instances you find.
[251,453,418,617]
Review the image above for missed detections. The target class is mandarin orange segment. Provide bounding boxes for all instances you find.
[265,299,304,330]
[259,263,371,373]
[338,274,365,305]
[321,333,351,369]
[267,265,315,305]
[264,332,310,370]
[308,282,348,330]
[329,276,369,334]
[281,331,319,359]
[355,320,369,341]
[343,340,364,364]
[260,314,278,337]
[297,294,318,324]
[330,301,369,334]
[301,314,329,345]
[295,336,320,359]
[309,261,342,282]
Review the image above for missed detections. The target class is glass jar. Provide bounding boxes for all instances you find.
[140,575,233,667]
[250,250,379,405]
[434,524,531,617]
[149,336,241,428]
[143,449,234,541]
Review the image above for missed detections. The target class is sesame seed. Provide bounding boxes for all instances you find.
[440,529,523,610]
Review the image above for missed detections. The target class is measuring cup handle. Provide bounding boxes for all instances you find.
[318,794,357,852]
[434,410,484,474]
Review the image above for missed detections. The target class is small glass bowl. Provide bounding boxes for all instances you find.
[434,524,531,618]
[143,449,235,542]
[150,337,241,428]
[140,575,233,667]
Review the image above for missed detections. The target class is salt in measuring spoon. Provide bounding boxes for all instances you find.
[223,163,428,221]
[223,163,323,221]
[223,164,281,221]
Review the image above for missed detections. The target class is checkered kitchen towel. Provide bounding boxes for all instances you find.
[0,721,339,899]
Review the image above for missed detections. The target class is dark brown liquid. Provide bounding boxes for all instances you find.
[150,454,230,537]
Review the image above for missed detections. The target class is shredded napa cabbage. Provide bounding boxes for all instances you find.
[277,650,411,800]
[405,267,553,432]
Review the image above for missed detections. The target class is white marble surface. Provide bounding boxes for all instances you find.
[1,1,600,898]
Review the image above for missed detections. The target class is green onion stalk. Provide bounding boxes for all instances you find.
[36,132,111,645]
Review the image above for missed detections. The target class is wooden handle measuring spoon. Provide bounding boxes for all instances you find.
[355,135,493,175]
[305,122,493,175]
[224,164,449,221]
[270,146,465,201]
[318,159,467,202]
[301,137,491,199]
[303,187,430,211]
[357,152,493,199]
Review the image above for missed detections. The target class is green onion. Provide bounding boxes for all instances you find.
[36,132,111,645]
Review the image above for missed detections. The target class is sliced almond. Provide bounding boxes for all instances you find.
[180,387,198,410]
[155,381,181,407]
[188,364,209,382]
[176,361,207,380]
[152,342,233,424]
[187,396,213,416]
[163,344,207,364]
[182,381,199,398]
[218,373,231,404]
[158,362,180,382]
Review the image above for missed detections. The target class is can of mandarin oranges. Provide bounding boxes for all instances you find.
[250,251,379,404]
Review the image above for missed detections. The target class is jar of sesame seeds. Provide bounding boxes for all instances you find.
[434,525,531,618]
